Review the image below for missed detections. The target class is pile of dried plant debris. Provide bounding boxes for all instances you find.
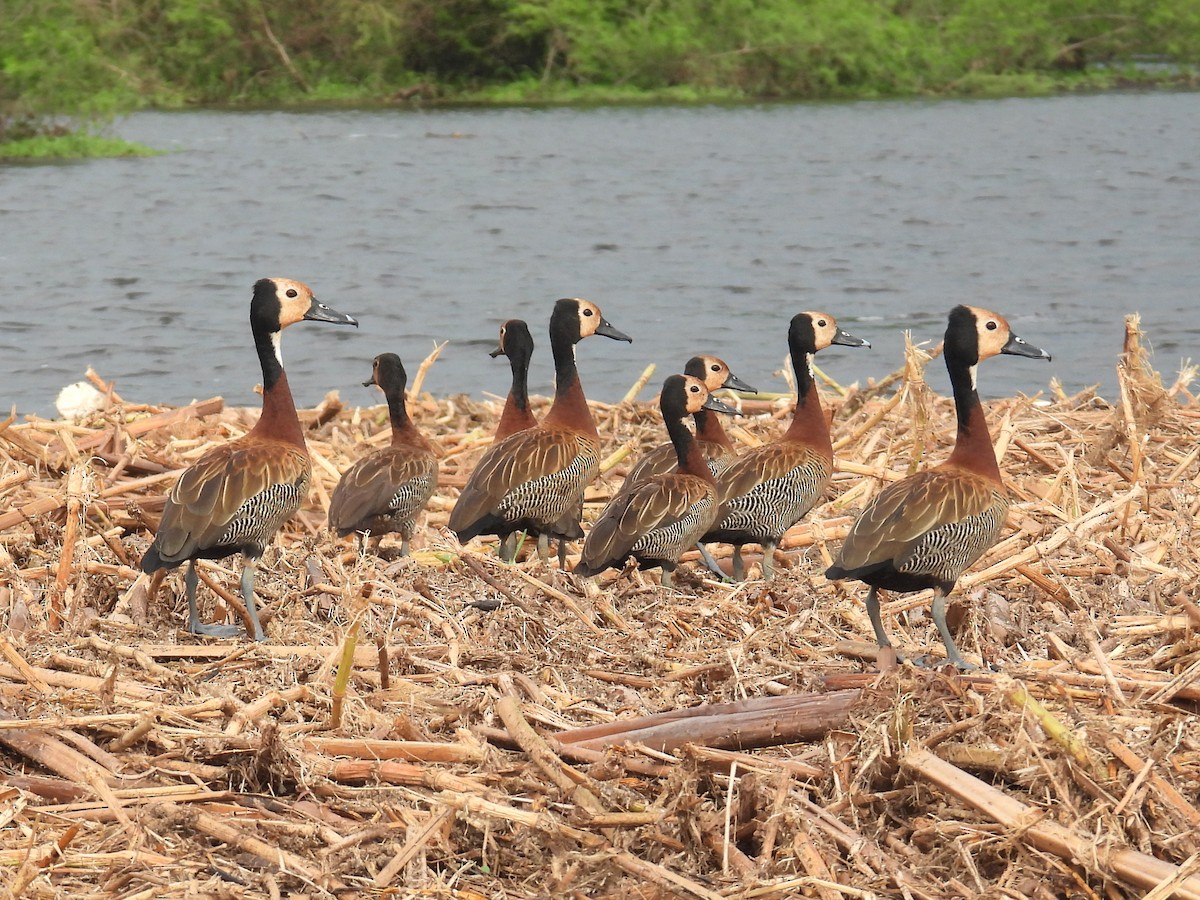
[2,315,1200,899]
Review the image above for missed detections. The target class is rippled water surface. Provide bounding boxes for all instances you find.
[3,93,1198,416]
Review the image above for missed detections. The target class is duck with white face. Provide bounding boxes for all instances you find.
[449,298,632,568]
[142,277,357,641]
[825,304,1050,669]
[703,311,870,582]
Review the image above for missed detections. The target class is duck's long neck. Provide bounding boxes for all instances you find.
[250,329,305,448]
[668,411,713,482]
[496,353,533,436]
[693,407,732,449]
[783,350,831,457]
[543,337,597,436]
[946,360,1002,481]
[509,353,530,416]
[386,384,425,449]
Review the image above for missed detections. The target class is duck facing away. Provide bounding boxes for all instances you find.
[141,278,358,640]
[575,374,737,587]
[449,298,631,566]
[704,312,869,581]
[490,319,538,442]
[824,305,1050,668]
[621,355,755,489]
[328,353,439,557]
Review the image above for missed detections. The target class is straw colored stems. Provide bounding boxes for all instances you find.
[902,747,1200,899]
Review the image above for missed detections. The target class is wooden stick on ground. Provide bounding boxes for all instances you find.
[496,694,606,813]
[372,807,453,889]
[621,363,657,404]
[555,690,861,753]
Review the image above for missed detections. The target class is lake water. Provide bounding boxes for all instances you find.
[3,92,1198,417]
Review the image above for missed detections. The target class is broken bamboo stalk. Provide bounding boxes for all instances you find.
[301,737,483,763]
[902,747,1200,899]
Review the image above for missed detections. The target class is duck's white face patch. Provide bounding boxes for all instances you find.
[576,299,603,338]
[682,374,711,414]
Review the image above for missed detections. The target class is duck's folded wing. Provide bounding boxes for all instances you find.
[833,468,994,571]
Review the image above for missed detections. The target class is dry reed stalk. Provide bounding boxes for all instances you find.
[902,747,1200,899]
[328,619,359,730]
[305,756,487,793]
[621,363,657,404]
[188,809,345,893]
[301,737,483,763]
[372,806,453,889]
[85,366,124,403]
[0,662,160,701]
[225,686,309,736]
[496,693,607,812]
[681,744,823,779]
[473,724,673,776]
[598,438,637,474]
[408,340,447,400]
[48,463,88,630]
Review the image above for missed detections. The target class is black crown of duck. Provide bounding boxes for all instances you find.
[141,277,357,641]
[825,304,1049,668]
[328,352,439,558]
[449,298,631,566]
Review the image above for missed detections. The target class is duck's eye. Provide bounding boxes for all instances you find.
[710,364,720,372]
[986,320,998,330]
[817,319,827,328]
[286,288,298,298]
[583,308,594,317]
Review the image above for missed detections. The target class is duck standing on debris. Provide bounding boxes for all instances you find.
[825,305,1050,668]
[620,355,755,488]
[576,374,737,587]
[328,353,438,557]
[704,312,869,581]
[141,278,357,640]
[449,298,631,567]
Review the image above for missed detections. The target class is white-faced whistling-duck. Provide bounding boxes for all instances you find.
[490,319,537,442]
[449,298,631,567]
[704,312,869,582]
[622,355,756,489]
[141,278,357,640]
[575,374,738,587]
[825,305,1050,668]
[328,353,439,557]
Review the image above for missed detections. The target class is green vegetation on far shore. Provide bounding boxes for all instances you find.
[3,0,1198,159]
